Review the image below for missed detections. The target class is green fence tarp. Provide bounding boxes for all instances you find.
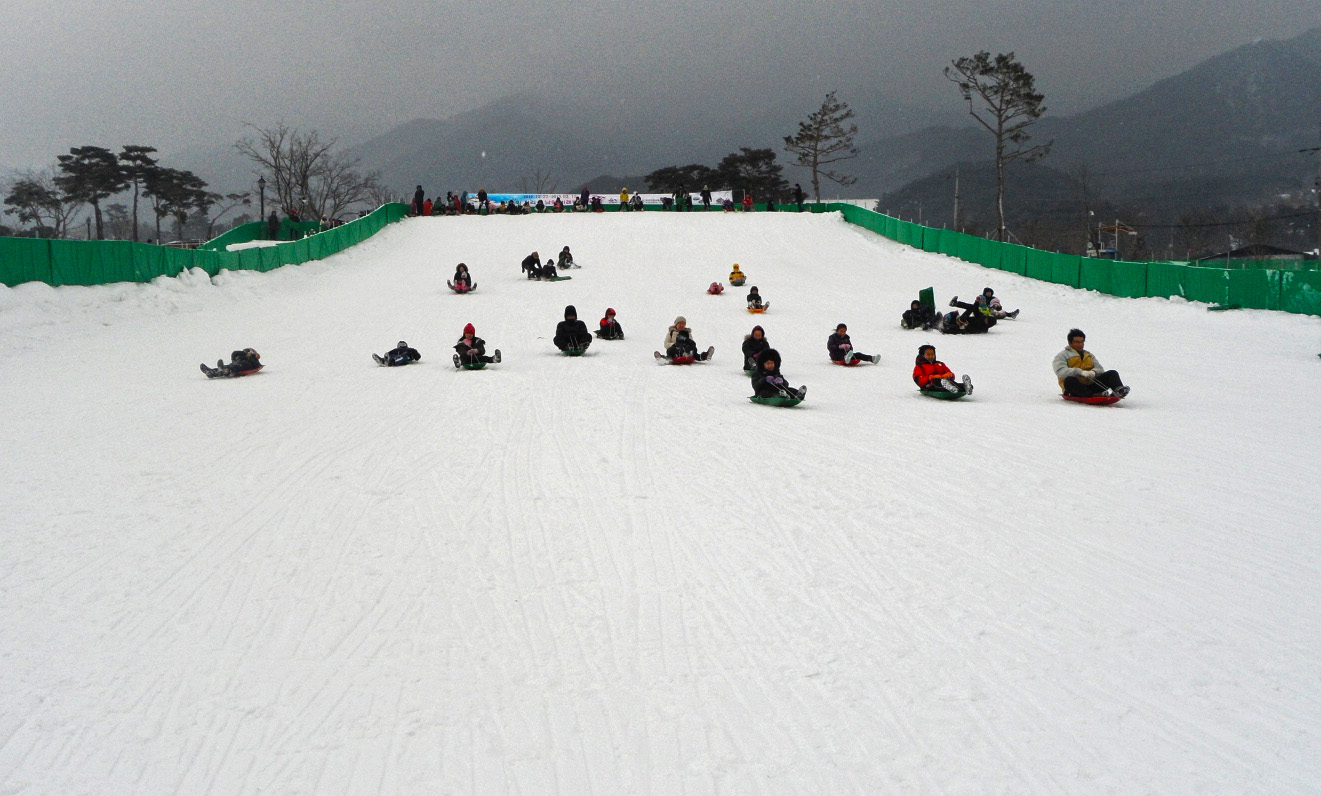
[1227,269,1281,311]
[1080,259,1148,298]
[1181,267,1230,306]
[0,238,53,287]
[999,244,1028,275]
[1280,271,1321,316]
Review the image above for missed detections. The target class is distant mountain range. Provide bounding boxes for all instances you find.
[866,26,1321,225]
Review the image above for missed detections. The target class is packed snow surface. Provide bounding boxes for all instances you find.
[1,212,1319,794]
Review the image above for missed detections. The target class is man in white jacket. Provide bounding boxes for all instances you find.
[1052,328,1130,397]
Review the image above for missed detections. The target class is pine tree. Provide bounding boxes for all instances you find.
[945,52,1052,242]
[783,91,859,202]
[54,146,127,240]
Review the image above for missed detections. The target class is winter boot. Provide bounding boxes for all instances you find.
[844,351,855,364]
[493,349,501,364]
[962,374,973,395]
[941,378,959,392]
[949,295,959,307]
[1116,385,1131,398]
[453,353,461,369]
[1008,309,1020,319]
[869,354,880,364]
[372,353,385,366]
[702,346,715,361]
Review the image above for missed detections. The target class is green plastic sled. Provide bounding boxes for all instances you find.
[461,362,487,370]
[750,395,803,407]
[546,275,573,282]
[920,388,967,400]
[562,348,587,356]
[919,286,936,311]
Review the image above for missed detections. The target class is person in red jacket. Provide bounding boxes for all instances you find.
[595,307,624,340]
[912,344,972,395]
[422,198,433,216]
[741,192,753,212]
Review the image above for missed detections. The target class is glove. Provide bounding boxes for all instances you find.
[1079,370,1095,379]
[839,343,851,351]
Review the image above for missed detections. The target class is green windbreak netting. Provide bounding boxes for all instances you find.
[998,244,1028,275]
[921,227,942,254]
[1146,262,1185,299]
[1080,259,1148,298]
[1280,271,1321,316]
[1227,269,1281,310]
[1181,267,1230,305]
[0,238,53,286]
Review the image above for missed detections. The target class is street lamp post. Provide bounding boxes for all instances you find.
[258,176,266,230]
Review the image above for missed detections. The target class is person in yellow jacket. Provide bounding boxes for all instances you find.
[729,264,746,286]
[1052,328,1130,397]
[619,187,631,211]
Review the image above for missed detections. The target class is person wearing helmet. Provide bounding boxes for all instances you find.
[912,344,972,395]
[554,305,592,352]
[453,323,500,367]
[596,308,624,340]
[374,341,421,367]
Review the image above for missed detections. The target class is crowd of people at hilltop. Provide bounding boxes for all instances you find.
[404,183,812,216]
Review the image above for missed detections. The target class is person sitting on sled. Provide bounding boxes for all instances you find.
[751,348,805,400]
[373,340,421,367]
[948,290,998,333]
[827,323,879,364]
[901,299,940,330]
[557,246,575,269]
[742,325,770,370]
[707,281,724,294]
[746,286,765,310]
[554,305,592,352]
[452,263,473,290]
[453,323,500,367]
[1053,328,1130,398]
[201,347,261,378]
[662,316,712,360]
[521,251,542,279]
[596,307,624,340]
[912,344,971,395]
[980,287,1020,319]
[729,264,746,286]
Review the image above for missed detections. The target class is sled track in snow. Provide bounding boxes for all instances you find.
[1,212,1319,793]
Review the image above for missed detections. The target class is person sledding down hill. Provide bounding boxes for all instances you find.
[554,305,593,352]
[947,289,999,333]
[595,308,624,340]
[746,286,767,310]
[201,348,261,378]
[557,246,577,269]
[742,325,770,370]
[656,316,714,361]
[1053,328,1130,398]
[373,341,421,367]
[751,348,806,400]
[450,263,474,292]
[912,344,972,395]
[453,323,501,368]
[827,324,879,364]
[901,299,941,330]
[729,264,746,286]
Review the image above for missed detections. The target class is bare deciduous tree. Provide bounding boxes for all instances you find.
[3,167,81,238]
[945,52,1052,242]
[518,168,556,194]
[236,122,381,221]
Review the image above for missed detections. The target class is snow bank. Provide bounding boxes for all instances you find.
[1,212,1318,793]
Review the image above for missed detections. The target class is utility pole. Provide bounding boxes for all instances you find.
[1315,138,1320,258]
[952,165,961,232]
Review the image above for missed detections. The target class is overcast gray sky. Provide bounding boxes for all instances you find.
[1,0,1317,171]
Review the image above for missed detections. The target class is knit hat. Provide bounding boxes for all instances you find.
[674,315,686,325]
[760,347,781,368]
[605,307,616,317]
[836,323,847,332]
[749,286,759,292]
[463,323,475,335]
[397,341,408,349]
[565,305,576,319]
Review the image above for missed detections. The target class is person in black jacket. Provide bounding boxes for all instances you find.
[521,251,542,279]
[373,340,421,367]
[452,263,473,290]
[453,323,500,367]
[557,246,575,269]
[700,185,713,210]
[201,348,261,378]
[742,325,769,370]
[266,211,279,240]
[827,323,879,364]
[595,308,624,340]
[901,299,940,330]
[746,286,765,309]
[554,305,592,352]
[411,186,425,216]
[751,348,806,399]
[793,183,805,212]
[541,258,558,280]
[947,290,997,333]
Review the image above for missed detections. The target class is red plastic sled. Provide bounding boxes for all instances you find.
[670,356,696,365]
[1062,393,1122,405]
[831,359,865,367]
[747,308,766,314]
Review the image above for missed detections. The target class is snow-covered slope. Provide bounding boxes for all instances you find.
[2,212,1319,793]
